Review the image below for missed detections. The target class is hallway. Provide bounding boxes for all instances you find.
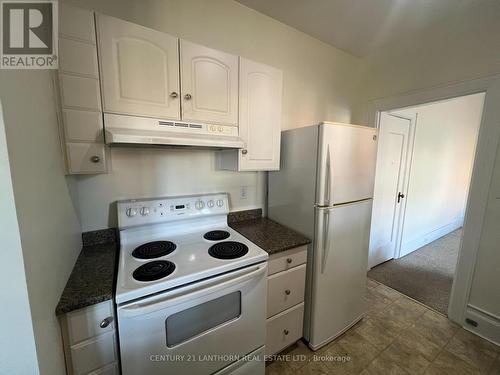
[368,229,461,314]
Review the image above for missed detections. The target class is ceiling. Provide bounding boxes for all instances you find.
[235,0,482,57]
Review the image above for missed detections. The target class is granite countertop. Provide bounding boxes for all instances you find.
[229,209,311,255]
[56,229,118,315]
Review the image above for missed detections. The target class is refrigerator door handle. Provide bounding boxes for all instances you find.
[324,146,332,206]
[321,209,331,274]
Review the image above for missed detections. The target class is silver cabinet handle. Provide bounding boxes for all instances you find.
[284,329,289,335]
[184,94,192,100]
[286,258,292,264]
[90,155,100,163]
[99,317,113,328]
[241,149,248,155]
[170,92,178,98]
[285,289,291,295]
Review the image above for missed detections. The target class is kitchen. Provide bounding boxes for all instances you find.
[2,1,500,375]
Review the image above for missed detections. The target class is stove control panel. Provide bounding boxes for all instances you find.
[117,193,229,228]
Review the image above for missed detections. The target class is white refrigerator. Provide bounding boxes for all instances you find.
[268,122,378,350]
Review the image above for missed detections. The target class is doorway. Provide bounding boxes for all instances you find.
[367,93,485,315]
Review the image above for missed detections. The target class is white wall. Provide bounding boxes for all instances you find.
[63,0,363,231]
[0,103,39,375]
[393,94,484,256]
[0,70,82,375]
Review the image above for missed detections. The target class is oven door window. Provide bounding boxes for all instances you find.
[165,291,241,347]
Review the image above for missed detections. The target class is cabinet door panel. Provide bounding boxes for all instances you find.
[239,58,282,171]
[181,40,238,125]
[97,14,180,120]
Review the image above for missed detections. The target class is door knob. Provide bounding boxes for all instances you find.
[170,92,178,98]
[397,192,405,203]
[184,93,192,100]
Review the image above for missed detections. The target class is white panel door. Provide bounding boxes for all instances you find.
[368,113,410,268]
[97,14,180,120]
[239,58,282,171]
[180,40,238,125]
[309,200,372,348]
[316,123,378,206]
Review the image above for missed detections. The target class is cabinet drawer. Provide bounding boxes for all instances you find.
[266,303,304,356]
[66,143,106,174]
[268,246,307,275]
[267,264,306,318]
[71,331,117,375]
[88,362,119,375]
[63,109,103,142]
[60,74,101,111]
[60,4,95,43]
[67,301,114,345]
[59,38,99,77]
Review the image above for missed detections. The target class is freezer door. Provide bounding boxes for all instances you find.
[307,200,372,350]
[316,123,377,206]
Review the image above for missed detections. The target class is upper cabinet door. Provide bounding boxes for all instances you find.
[97,14,180,120]
[180,40,238,126]
[239,58,283,171]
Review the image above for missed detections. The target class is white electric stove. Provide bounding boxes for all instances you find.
[115,193,268,375]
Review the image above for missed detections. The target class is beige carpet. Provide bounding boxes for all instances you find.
[368,229,461,314]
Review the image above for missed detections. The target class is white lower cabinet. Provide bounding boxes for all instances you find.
[266,246,307,356]
[60,301,119,375]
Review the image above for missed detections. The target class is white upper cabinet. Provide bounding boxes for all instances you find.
[239,58,282,170]
[217,58,283,171]
[96,14,180,120]
[180,40,239,126]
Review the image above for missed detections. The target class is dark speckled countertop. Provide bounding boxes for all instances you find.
[56,229,118,315]
[229,209,311,255]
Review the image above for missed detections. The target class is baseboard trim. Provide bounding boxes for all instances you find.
[464,305,500,346]
[399,217,463,258]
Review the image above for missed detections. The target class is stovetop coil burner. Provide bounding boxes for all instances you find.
[132,241,176,259]
[203,230,230,241]
[208,241,249,259]
[133,260,176,282]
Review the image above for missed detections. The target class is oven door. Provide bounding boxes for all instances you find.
[117,262,267,375]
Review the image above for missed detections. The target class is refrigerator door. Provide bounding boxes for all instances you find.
[306,199,372,350]
[316,123,378,206]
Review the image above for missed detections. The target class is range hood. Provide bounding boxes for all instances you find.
[103,113,245,149]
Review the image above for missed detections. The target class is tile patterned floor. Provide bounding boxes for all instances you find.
[266,278,500,375]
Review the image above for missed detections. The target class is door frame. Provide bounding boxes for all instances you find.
[365,74,500,324]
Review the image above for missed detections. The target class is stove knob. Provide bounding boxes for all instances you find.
[207,200,215,208]
[126,207,138,217]
[140,207,150,216]
[195,200,205,210]
[216,199,224,207]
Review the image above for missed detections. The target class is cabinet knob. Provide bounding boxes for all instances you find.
[90,155,100,163]
[241,149,248,155]
[184,93,192,100]
[286,258,293,264]
[99,317,113,328]
[170,92,178,98]
[285,289,291,295]
[284,329,289,335]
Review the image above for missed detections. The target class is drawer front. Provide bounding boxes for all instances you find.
[60,74,101,111]
[67,301,114,345]
[88,362,119,375]
[267,264,306,318]
[63,109,103,142]
[266,303,304,356]
[59,38,99,77]
[71,331,117,375]
[66,143,106,174]
[268,246,307,275]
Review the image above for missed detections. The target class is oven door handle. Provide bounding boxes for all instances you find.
[119,262,267,317]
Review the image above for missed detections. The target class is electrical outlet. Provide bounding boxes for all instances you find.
[240,186,248,200]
